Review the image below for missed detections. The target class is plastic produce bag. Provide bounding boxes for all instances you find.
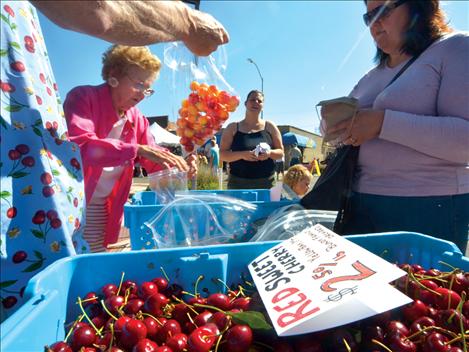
[164,42,240,153]
[249,204,338,242]
[143,194,259,248]
[148,168,188,204]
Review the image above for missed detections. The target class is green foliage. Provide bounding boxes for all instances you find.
[190,164,219,190]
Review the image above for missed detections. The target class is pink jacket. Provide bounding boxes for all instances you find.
[63,84,164,246]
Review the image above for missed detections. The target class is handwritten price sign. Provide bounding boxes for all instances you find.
[248,224,412,336]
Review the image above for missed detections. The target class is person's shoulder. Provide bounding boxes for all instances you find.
[66,84,103,100]
[426,32,469,55]
[223,122,237,133]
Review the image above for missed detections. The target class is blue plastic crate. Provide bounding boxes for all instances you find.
[1,232,467,351]
[131,190,272,205]
[125,191,298,250]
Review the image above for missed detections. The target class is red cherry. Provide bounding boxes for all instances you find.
[73,197,79,207]
[32,210,46,224]
[53,83,58,91]
[113,315,132,333]
[83,292,99,308]
[119,318,148,349]
[436,308,468,334]
[208,311,231,331]
[166,332,188,352]
[42,186,55,197]
[207,293,231,311]
[3,4,14,17]
[104,295,125,314]
[187,326,217,352]
[6,207,17,218]
[101,283,118,298]
[39,73,46,84]
[0,81,15,93]
[70,158,81,170]
[124,298,145,315]
[151,277,169,291]
[434,287,461,310]
[143,316,164,340]
[450,271,469,295]
[386,320,410,337]
[36,95,42,105]
[1,296,17,309]
[50,218,62,229]
[194,311,213,328]
[139,281,159,299]
[46,87,52,96]
[49,341,72,352]
[386,333,417,352]
[154,347,172,352]
[24,36,35,53]
[294,337,324,352]
[41,172,53,185]
[21,156,35,167]
[410,316,435,335]
[72,325,96,350]
[402,299,427,323]
[132,338,158,352]
[230,297,251,311]
[46,209,58,220]
[224,324,253,352]
[10,61,25,72]
[156,319,181,344]
[8,149,21,160]
[12,250,27,263]
[422,332,450,352]
[144,293,169,317]
[16,144,30,155]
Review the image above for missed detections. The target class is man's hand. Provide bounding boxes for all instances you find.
[183,10,229,56]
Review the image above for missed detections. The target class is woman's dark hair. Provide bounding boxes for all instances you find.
[245,90,264,102]
[364,0,452,66]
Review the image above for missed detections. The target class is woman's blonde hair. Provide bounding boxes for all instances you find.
[101,45,161,80]
[283,164,311,189]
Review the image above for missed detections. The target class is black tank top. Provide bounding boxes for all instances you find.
[229,123,275,179]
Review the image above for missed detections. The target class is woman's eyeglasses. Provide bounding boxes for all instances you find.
[126,75,155,97]
[363,0,407,27]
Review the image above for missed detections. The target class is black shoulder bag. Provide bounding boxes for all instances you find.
[301,55,420,234]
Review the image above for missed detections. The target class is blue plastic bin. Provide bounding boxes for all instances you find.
[125,191,298,250]
[1,232,467,351]
[130,190,272,205]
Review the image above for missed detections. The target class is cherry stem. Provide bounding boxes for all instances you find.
[214,332,223,352]
[77,297,102,337]
[116,271,125,296]
[215,278,233,294]
[194,275,204,296]
[371,339,393,352]
[438,261,457,271]
[64,314,84,343]
[408,271,441,296]
[194,303,225,314]
[100,299,118,321]
[252,341,275,351]
[78,296,98,304]
[160,266,170,283]
[342,337,352,352]
[141,312,165,326]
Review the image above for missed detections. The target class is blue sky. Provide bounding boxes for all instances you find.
[39,1,469,134]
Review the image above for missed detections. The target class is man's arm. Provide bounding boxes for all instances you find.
[31,0,228,56]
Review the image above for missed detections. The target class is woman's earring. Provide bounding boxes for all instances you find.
[108,77,119,88]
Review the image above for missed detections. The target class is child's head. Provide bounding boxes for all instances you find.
[284,164,312,196]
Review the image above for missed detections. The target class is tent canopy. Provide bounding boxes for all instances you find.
[149,123,180,145]
[282,132,311,147]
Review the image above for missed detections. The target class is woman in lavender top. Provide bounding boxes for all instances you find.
[325,0,468,252]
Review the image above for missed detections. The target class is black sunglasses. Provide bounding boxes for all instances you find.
[363,0,408,26]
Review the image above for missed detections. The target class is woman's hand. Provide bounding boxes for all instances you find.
[138,145,189,171]
[242,150,258,161]
[257,150,271,161]
[327,109,385,146]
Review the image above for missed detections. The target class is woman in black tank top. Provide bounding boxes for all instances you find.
[220,90,284,189]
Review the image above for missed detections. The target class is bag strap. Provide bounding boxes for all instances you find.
[385,54,419,89]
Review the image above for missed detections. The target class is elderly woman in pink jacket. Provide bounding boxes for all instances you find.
[64,45,194,252]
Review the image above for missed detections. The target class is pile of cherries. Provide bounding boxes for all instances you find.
[176,81,240,153]
[46,264,468,352]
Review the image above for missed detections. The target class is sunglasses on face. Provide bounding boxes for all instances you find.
[126,74,155,97]
[363,0,408,26]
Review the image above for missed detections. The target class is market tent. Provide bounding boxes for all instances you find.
[148,122,180,146]
[282,132,310,147]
